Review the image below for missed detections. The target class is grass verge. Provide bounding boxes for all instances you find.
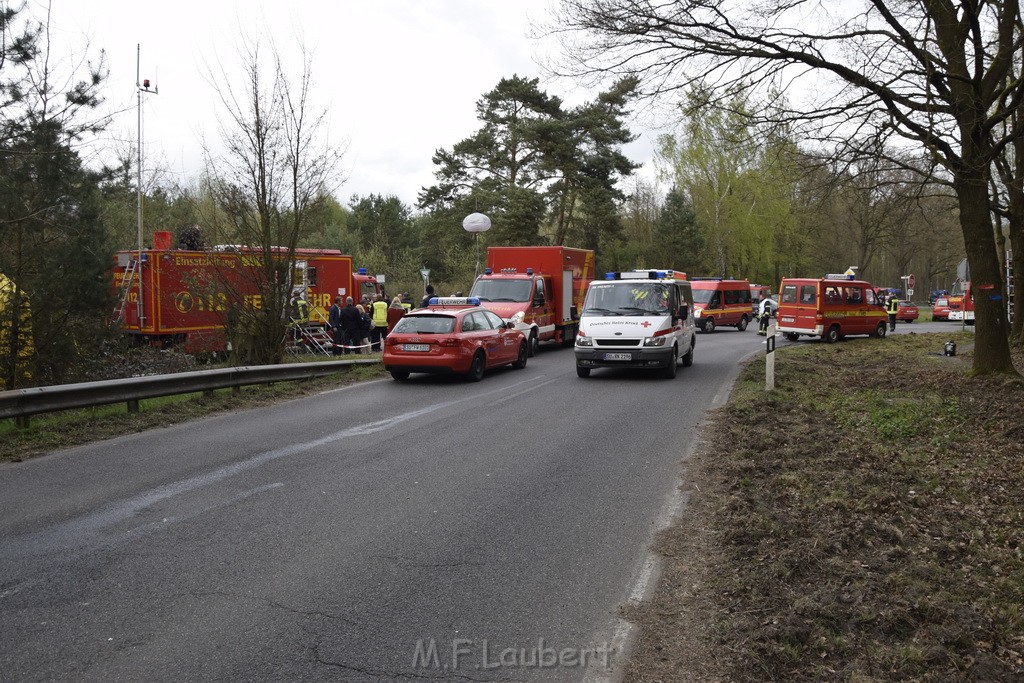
[1,361,388,463]
[625,331,1024,682]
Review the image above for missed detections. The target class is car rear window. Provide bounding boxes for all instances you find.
[392,315,455,334]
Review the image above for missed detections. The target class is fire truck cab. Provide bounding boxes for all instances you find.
[776,276,888,343]
[947,280,974,323]
[575,269,696,379]
[469,246,595,356]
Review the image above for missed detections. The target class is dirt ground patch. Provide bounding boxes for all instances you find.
[625,332,1024,682]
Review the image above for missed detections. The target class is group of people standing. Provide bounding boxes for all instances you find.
[327,293,408,355]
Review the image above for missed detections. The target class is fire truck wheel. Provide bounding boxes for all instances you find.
[512,341,528,369]
[873,322,887,338]
[785,332,800,342]
[468,351,486,382]
[576,365,591,378]
[662,346,679,379]
[390,369,410,381]
[737,315,748,331]
[704,318,716,334]
[824,325,840,343]
[527,330,539,357]
[682,339,694,367]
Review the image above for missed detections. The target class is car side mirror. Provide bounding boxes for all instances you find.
[678,305,689,321]
[505,321,516,329]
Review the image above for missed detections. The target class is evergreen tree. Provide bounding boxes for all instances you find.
[0,5,111,388]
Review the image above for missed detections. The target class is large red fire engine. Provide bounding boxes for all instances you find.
[947,280,974,323]
[468,246,595,355]
[112,233,379,354]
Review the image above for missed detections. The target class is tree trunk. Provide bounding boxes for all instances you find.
[953,170,1016,374]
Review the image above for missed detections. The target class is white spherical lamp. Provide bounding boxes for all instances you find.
[462,213,491,233]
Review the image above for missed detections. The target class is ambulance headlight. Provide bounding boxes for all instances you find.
[693,309,702,317]
[575,336,593,347]
[643,336,667,347]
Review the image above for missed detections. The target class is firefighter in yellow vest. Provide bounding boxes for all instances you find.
[370,294,389,351]
[885,294,899,332]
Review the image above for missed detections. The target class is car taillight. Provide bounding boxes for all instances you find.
[385,336,400,346]
[438,337,460,347]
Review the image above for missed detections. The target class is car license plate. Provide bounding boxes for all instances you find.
[403,344,430,352]
[603,352,632,361]
[781,316,795,323]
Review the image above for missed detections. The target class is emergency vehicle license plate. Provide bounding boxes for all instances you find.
[603,352,632,361]
[403,344,430,352]
[781,317,795,323]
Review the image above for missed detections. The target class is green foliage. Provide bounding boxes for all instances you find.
[419,75,639,268]
[657,84,790,280]
[0,5,114,388]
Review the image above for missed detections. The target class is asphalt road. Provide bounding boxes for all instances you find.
[0,321,963,681]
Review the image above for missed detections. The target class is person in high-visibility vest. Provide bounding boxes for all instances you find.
[886,295,900,331]
[370,294,389,350]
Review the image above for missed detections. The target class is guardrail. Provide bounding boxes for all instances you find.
[0,358,380,426]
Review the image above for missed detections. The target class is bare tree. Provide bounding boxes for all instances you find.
[546,0,1024,375]
[201,34,344,364]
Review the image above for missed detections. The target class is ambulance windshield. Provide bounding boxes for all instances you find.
[470,278,533,302]
[582,283,671,316]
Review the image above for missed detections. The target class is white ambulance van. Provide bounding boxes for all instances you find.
[574,270,696,378]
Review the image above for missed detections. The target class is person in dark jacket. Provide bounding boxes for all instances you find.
[419,284,435,309]
[339,297,362,354]
[328,296,344,355]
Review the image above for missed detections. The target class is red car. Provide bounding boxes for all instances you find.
[383,297,528,381]
[931,297,951,321]
[896,301,920,322]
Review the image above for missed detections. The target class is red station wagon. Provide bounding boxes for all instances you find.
[896,301,920,322]
[383,297,528,381]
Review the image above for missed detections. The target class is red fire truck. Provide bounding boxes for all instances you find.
[468,246,595,355]
[112,234,380,354]
[947,280,974,324]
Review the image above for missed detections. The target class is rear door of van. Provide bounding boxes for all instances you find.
[778,281,820,333]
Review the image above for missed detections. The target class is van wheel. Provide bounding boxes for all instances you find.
[785,332,800,342]
[704,318,716,334]
[576,365,591,378]
[824,325,840,343]
[682,338,694,367]
[874,322,887,338]
[467,351,486,382]
[527,330,539,357]
[662,346,678,379]
[737,315,748,331]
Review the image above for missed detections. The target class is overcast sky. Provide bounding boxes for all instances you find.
[47,0,661,210]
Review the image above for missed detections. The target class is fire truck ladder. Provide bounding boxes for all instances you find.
[1007,249,1014,324]
[288,322,334,356]
[112,258,139,323]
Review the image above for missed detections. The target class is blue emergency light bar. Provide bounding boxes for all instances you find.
[607,269,684,280]
[526,268,533,275]
[484,268,492,275]
[358,267,367,275]
[428,297,481,307]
